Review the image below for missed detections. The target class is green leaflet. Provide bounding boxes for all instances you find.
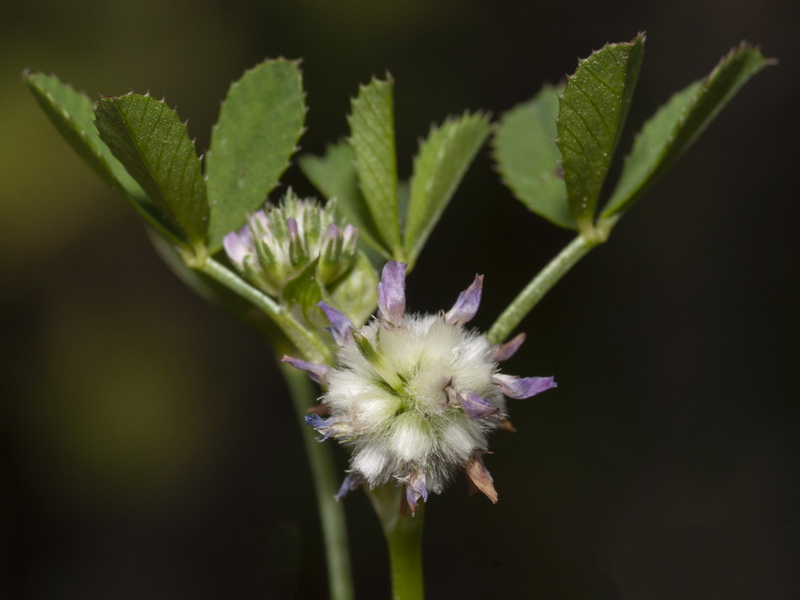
[23,72,184,241]
[25,72,145,202]
[347,77,403,258]
[306,82,487,268]
[602,45,773,218]
[493,84,574,229]
[300,142,390,257]
[557,33,644,229]
[95,94,209,247]
[405,112,490,266]
[206,59,306,252]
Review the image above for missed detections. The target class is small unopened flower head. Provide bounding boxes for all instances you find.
[284,262,556,513]
[223,192,358,297]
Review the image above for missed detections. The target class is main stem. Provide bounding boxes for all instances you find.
[192,257,350,597]
[386,507,425,600]
[487,233,598,344]
[368,485,425,600]
[279,359,355,600]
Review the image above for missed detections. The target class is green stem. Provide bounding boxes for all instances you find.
[367,485,425,600]
[487,233,599,344]
[386,509,425,600]
[197,257,332,364]
[279,359,355,600]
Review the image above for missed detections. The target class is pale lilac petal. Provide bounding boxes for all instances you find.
[492,374,557,399]
[325,222,340,239]
[456,390,500,419]
[223,227,253,268]
[286,216,300,239]
[444,274,483,325]
[377,261,407,324]
[335,472,366,501]
[304,414,338,441]
[281,355,331,387]
[320,223,340,259]
[405,469,428,515]
[318,301,354,345]
[491,333,526,362]
[250,209,269,228]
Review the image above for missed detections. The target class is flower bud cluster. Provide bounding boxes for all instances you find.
[223,192,358,297]
[284,261,556,513]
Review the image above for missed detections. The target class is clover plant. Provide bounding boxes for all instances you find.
[26,34,771,599]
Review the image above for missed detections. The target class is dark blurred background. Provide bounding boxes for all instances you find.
[2,0,798,598]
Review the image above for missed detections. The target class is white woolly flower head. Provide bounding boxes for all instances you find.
[284,261,556,513]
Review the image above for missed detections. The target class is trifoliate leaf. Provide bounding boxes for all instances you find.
[557,33,645,229]
[601,44,773,218]
[300,142,390,257]
[493,84,575,229]
[405,112,490,266]
[206,59,306,252]
[348,76,403,257]
[95,94,209,246]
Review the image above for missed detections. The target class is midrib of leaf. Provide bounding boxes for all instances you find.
[96,95,209,246]
[349,78,402,257]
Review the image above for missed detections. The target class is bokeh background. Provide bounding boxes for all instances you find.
[2,0,798,598]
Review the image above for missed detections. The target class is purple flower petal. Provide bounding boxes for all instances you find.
[249,209,269,230]
[223,227,253,268]
[444,274,483,325]
[286,216,300,239]
[326,222,340,236]
[492,374,557,399]
[335,472,366,501]
[456,390,500,419]
[377,261,407,325]
[304,414,338,441]
[405,469,428,515]
[491,333,526,362]
[320,224,338,261]
[281,355,331,387]
[318,302,354,345]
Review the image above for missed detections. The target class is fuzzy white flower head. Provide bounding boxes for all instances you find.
[284,261,556,513]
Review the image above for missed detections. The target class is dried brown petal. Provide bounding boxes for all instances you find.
[466,454,498,503]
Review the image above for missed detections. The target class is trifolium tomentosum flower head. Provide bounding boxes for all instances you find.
[223,191,358,298]
[284,261,556,513]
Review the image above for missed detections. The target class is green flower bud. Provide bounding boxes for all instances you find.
[223,192,359,298]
